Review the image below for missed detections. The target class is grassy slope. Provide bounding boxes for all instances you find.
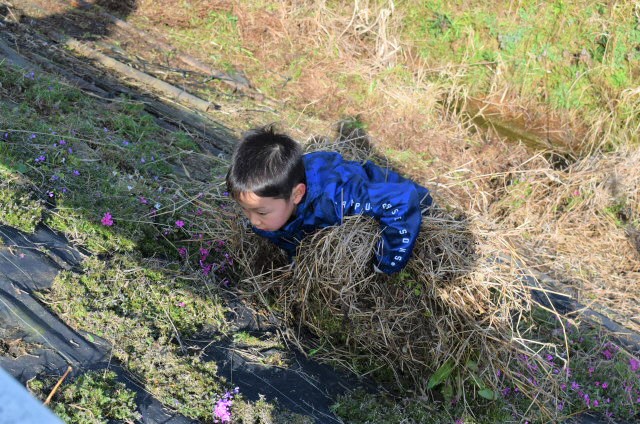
[1,0,640,422]
[133,0,639,152]
[0,64,308,423]
[126,1,640,422]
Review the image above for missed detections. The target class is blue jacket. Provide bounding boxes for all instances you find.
[252,151,432,274]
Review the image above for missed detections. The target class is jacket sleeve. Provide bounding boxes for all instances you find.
[338,178,423,274]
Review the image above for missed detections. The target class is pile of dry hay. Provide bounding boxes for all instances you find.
[229,130,565,412]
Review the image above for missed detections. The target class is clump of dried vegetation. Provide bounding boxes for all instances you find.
[228,131,567,419]
[484,147,640,333]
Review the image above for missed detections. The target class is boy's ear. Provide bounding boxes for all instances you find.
[292,183,306,204]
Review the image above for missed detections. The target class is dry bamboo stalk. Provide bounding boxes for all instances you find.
[62,37,217,113]
[44,366,72,405]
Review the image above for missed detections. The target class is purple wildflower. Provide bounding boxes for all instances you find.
[601,382,608,389]
[101,212,114,226]
[58,140,66,145]
[35,155,46,163]
[175,220,185,228]
[73,170,80,176]
[200,260,212,276]
[178,247,188,257]
[630,358,640,372]
[213,389,238,423]
[571,381,580,391]
[214,398,232,423]
[602,349,613,360]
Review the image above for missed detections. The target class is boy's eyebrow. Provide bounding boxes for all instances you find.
[240,205,270,212]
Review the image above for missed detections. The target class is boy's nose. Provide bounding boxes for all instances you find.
[248,215,261,227]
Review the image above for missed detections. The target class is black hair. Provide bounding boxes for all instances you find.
[226,126,306,200]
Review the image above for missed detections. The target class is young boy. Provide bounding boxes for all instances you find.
[226,126,433,275]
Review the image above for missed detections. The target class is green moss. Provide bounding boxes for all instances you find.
[29,370,140,424]
[0,183,43,233]
[48,255,228,420]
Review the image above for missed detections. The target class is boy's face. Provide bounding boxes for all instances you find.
[237,183,306,232]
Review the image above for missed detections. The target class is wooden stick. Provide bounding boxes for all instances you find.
[44,366,72,405]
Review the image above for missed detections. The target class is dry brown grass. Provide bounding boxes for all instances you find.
[232,208,565,416]
[480,147,640,333]
[223,135,565,418]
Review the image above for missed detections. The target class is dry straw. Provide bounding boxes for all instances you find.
[230,127,565,415]
[487,147,640,334]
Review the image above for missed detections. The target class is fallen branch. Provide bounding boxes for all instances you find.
[62,37,218,114]
[44,365,72,405]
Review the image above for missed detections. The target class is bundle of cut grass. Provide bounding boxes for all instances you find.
[229,129,565,416]
[233,207,564,415]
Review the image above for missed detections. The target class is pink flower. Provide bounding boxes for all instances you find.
[213,398,232,423]
[630,357,640,372]
[101,212,114,226]
[176,301,186,307]
[175,220,185,228]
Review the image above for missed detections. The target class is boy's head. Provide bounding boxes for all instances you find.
[226,126,306,231]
